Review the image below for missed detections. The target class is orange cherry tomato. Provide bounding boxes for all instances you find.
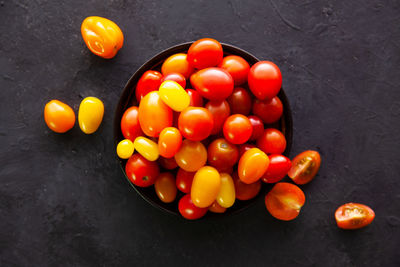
[218,55,250,86]
[288,150,321,185]
[335,203,375,230]
[44,100,75,133]
[187,38,223,69]
[238,148,269,184]
[233,173,261,201]
[158,127,182,158]
[158,156,178,170]
[265,182,305,221]
[176,168,195,193]
[191,166,221,208]
[81,16,124,59]
[161,53,194,78]
[174,140,207,172]
[138,91,173,137]
[209,201,227,213]
[154,172,177,203]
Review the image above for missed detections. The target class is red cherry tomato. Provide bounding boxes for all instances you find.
[233,173,262,201]
[248,61,282,100]
[158,156,178,170]
[190,67,234,101]
[248,115,264,141]
[218,55,250,86]
[135,70,163,102]
[178,107,214,141]
[265,182,305,221]
[120,106,144,141]
[125,154,160,187]
[209,201,227,213]
[261,154,291,183]
[238,143,257,157]
[44,100,75,133]
[161,73,186,88]
[257,128,286,154]
[138,91,173,137]
[252,97,283,124]
[158,127,182,158]
[176,168,195,193]
[223,114,252,144]
[186,89,204,107]
[187,38,223,69]
[207,138,239,172]
[178,194,208,220]
[205,100,230,135]
[288,150,321,185]
[226,87,252,115]
[335,203,375,230]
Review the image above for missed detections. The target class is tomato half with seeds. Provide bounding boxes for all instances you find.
[135,70,163,102]
[121,106,144,141]
[158,127,182,158]
[218,55,250,86]
[207,138,239,172]
[265,182,305,221]
[190,67,234,100]
[257,128,286,154]
[248,115,264,141]
[176,168,195,193]
[125,154,160,187]
[335,203,375,230]
[238,148,269,184]
[186,89,204,107]
[187,38,223,69]
[223,114,253,144]
[205,100,230,135]
[178,194,208,220]
[248,61,282,100]
[226,87,252,115]
[261,154,291,183]
[252,97,283,124]
[288,150,321,185]
[178,107,214,141]
[233,173,261,201]
[161,53,194,78]
[161,73,186,88]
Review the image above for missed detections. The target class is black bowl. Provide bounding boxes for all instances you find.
[114,42,293,218]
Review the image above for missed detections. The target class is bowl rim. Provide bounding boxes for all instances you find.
[113,41,293,219]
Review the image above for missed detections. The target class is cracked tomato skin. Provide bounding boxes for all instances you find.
[335,203,375,230]
[125,154,160,187]
[288,150,321,185]
[265,182,305,221]
[81,16,124,59]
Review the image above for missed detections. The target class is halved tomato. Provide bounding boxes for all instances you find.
[288,150,321,185]
[335,203,375,230]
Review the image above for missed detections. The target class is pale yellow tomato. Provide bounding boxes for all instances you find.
[134,136,159,161]
[159,81,190,112]
[78,97,104,134]
[216,173,235,208]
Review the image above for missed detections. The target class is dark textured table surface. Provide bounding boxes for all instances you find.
[1,0,400,266]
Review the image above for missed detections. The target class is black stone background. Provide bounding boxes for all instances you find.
[1,0,400,266]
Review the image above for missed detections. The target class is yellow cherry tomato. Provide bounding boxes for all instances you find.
[44,100,75,133]
[78,97,104,134]
[161,53,194,78]
[159,81,190,112]
[191,166,221,208]
[154,172,177,203]
[134,136,159,161]
[81,16,124,59]
[116,139,134,159]
[238,148,270,184]
[174,140,207,172]
[216,173,235,208]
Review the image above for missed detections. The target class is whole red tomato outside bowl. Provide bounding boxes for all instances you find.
[113,42,293,218]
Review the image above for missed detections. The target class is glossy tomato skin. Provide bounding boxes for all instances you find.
[174,140,207,172]
[218,55,250,86]
[154,172,177,203]
[186,89,204,107]
[159,156,178,170]
[138,91,173,137]
[159,81,190,112]
[205,100,230,135]
[44,100,75,133]
[178,107,214,141]
[116,139,135,159]
[226,87,252,115]
[162,53,194,78]
[209,201,227,213]
[133,137,159,161]
[121,106,144,141]
[252,97,283,124]
[190,67,234,101]
[178,194,208,220]
[261,154,291,183]
[191,166,221,208]
[233,173,261,201]
[161,73,186,88]
[288,150,321,185]
[248,61,282,100]
[207,138,239,171]
[238,143,257,157]
[257,128,286,154]
[216,173,235,208]
[135,70,163,102]
[158,127,182,158]
[176,168,195,193]
[125,154,160,187]
[78,97,104,134]
[187,38,223,69]
[335,203,375,230]
[238,148,269,184]
[265,182,305,221]
[248,115,264,141]
[223,114,253,144]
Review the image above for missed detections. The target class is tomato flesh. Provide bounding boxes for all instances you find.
[335,203,375,230]
[288,150,321,185]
